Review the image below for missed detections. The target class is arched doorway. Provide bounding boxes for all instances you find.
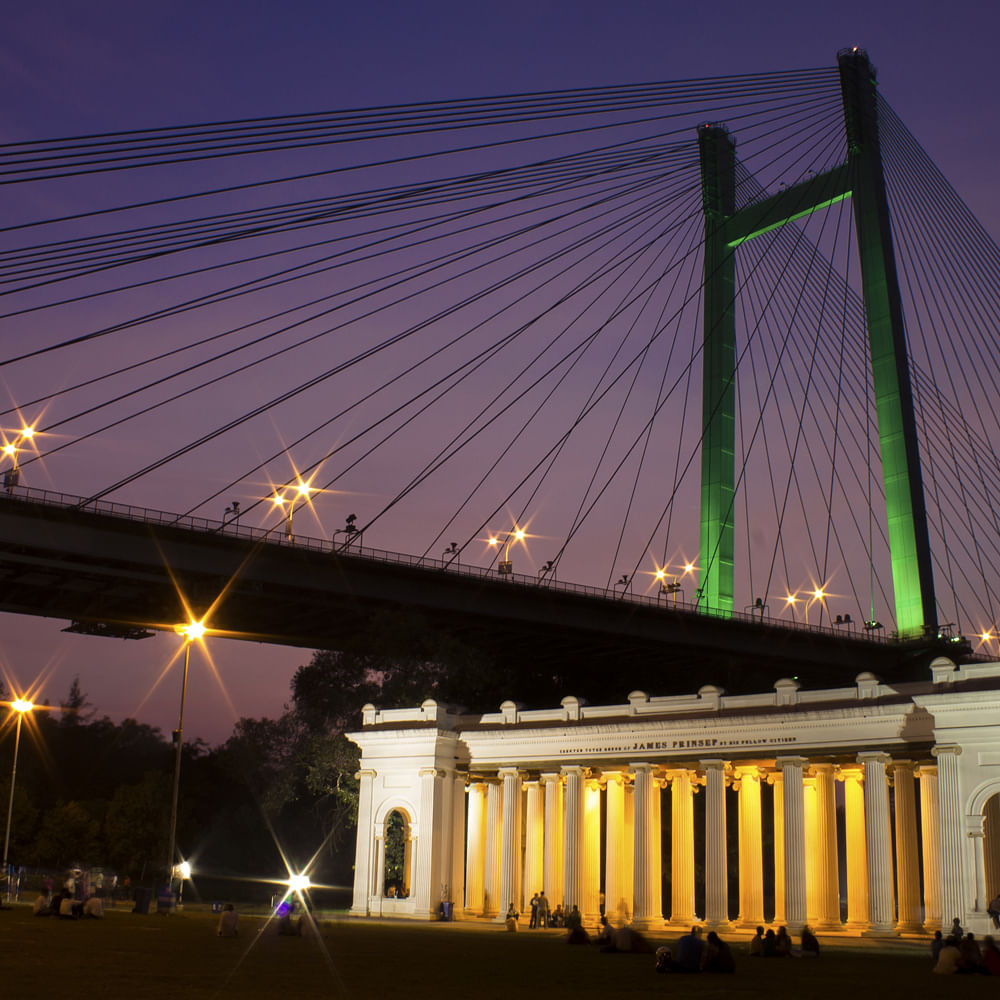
[383,809,412,898]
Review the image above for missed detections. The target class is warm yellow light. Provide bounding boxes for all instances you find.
[295,482,312,499]
[20,426,34,440]
[514,528,525,541]
[785,593,798,605]
[178,861,192,879]
[655,569,666,581]
[982,631,993,643]
[488,536,499,546]
[177,620,207,642]
[813,588,825,601]
[683,562,695,575]
[288,873,310,892]
[271,493,286,508]
[11,698,32,713]
[2,444,15,457]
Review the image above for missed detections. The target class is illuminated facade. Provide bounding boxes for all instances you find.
[347,658,1000,933]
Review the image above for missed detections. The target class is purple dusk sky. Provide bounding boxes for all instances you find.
[1,1,998,746]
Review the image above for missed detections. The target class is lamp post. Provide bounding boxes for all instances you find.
[488,527,525,576]
[166,621,204,902]
[2,698,32,900]
[272,480,314,540]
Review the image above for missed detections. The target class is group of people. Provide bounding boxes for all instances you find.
[747,924,820,958]
[655,926,736,974]
[32,889,103,920]
[932,918,1000,975]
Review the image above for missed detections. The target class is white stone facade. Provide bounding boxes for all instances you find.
[347,657,1000,933]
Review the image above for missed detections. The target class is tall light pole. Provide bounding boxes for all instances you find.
[166,621,204,900]
[2,698,33,900]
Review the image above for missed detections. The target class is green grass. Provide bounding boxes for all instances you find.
[1,906,995,1000]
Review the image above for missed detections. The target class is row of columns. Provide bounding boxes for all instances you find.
[464,750,964,933]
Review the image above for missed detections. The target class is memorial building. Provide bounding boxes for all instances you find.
[348,657,1000,934]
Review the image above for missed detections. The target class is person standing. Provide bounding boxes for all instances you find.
[529,892,540,929]
[537,890,549,928]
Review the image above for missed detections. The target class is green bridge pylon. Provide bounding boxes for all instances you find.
[695,48,937,638]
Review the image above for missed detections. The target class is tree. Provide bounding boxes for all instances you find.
[32,801,100,868]
[59,676,93,727]
[104,771,171,877]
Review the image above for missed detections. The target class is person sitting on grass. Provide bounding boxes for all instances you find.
[217,903,239,937]
[675,926,704,972]
[930,930,944,963]
[748,926,764,956]
[596,915,615,948]
[800,925,819,957]
[933,936,962,974]
[700,931,735,973]
[32,894,50,917]
[564,905,589,944]
[83,894,104,919]
[505,901,519,932]
[762,928,778,957]
[775,926,792,957]
[958,933,984,973]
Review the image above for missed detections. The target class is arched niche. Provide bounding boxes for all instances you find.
[382,807,412,898]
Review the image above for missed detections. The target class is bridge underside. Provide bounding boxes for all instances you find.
[0,498,959,699]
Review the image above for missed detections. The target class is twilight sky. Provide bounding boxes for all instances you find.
[1,1,998,746]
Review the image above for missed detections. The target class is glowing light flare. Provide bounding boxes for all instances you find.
[176,620,207,642]
[10,699,32,713]
[178,861,192,879]
[288,873,311,892]
[785,593,799,606]
[655,569,666,581]
[488,536,499,547]
[813,588,826,601]
[683,562,695,575]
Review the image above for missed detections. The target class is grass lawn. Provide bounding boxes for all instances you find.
[1,906,996,1000]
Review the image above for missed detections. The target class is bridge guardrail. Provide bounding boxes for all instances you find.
[0,482,897,646]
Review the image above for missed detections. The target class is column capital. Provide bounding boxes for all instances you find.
[776,755,809,769]
[355,768,378,780]
[662,767,694,781]
[965,814,986,836]
[857,751,892,766]
[915,763,938,779]
[836,764,864,782]
[807,762,836,776]
[539,771,561,785]
[419,766,446,778]
[629,762,656,775]
[890,759,916,774]
[698,758,730,772]
[931,744,962,758]
[560,764,587,778]
[497,766,521,779]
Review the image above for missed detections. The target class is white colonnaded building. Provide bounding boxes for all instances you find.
[347,657,1000,935]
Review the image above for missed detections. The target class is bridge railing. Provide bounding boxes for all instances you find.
[2,483,895,646]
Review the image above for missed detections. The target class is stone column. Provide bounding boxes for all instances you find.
[350,768,377,915]
[449,772,466,917]
[562,766,585,914]
[803,773,819,924]
[839,766,868,929]
[702,759,730,927]
[933,745,964,930]
[465,782,487,914]
[858,752,895,934]
[778,756,807,931]
[631,763,661,928]
[497,767,522,922]
[811,764,840,929]
[734,766,764,927]
[584,777,602,921]
[667,768,697,925]
[541,772,564,905]
[970,819,987,914]
[917,765,941,931]
[605,773,632,924]
[523,780,544,911]
[483,779,503,916]
[892,761,921,932]
[769,770,785,924]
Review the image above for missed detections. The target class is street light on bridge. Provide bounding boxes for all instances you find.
[270,478,316,540]
[166,619,206,901]
[2,697,33,900]
[488,526,526,576]
[1,424,36,493]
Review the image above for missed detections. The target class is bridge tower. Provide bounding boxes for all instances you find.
[695,48,937,638]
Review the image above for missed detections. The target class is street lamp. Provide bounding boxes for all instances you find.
[271,480,314,540]
[488,527,525,576]
[175,860,192,909]
[2,698,32,900]
[166,620,205,902]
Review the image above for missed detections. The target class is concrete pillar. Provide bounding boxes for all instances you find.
[497,768,522,922]
[734,766,764,927]
[970,819,988,915]
[778,756,807,931]
[415,767,444,917]
[811,764,840,929]
[803,773,819,924]
[769,770,785,924]
[933,745,965,930]
[892,761,921,932]
[917,764,941,930]
[839,766,869,929]
[541,772,564,906]
[631,763,661,928]
[523,780,544,911]
[350,768,377,915]
[667,768,697,925]
[583,778,602,922]
[449,773,466,918]
[605,773,633,924]
[483,779,503,916]
[562,766,585,914]
[701,759,730,927]
[858,752,895,934]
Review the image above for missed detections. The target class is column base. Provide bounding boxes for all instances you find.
[704,918,732,931]
[922,920,942,934]
[895,921,923,934]
[814,920,842,932]
[630,916,666,931]
[861,925,898,937]
[735,918,766,930]
[667,915,699,929]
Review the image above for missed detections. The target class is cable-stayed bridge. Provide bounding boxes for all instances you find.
[1,48,997,692]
